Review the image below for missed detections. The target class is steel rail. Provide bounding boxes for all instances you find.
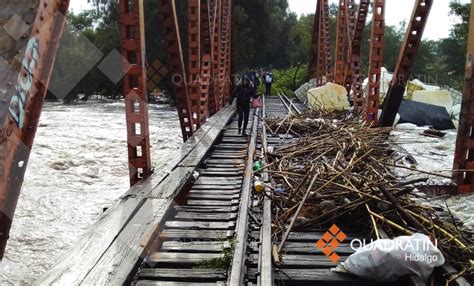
[228,110,259,285]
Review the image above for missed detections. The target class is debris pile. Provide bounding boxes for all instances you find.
[263,110,473,279]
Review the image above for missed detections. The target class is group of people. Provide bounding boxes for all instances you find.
[229,69,273,136]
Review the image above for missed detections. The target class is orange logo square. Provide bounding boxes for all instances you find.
[314,224,347,263]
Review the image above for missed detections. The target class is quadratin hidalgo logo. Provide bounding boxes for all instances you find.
[315,224,347,263]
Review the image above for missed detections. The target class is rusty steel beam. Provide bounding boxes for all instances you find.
[187,0,201,128]
[366,0,385,125]
[187,0,202,130]
[321,0,333,83]
[379,0,433,127]
[119,0,153,186]
[308,0,321,81]
[342,0,356,93]
[207,0,218,115]
[316,1,326,86]
[212,0,223,110]
[346,0,356,40]
[200,0,212,119]
[219,0,231,104]
[159,0,194,141]
[454,2,474,194]
[224,0,233,104]
[334,0,347,86]
[0,0,70,258]
[346,0,370,112]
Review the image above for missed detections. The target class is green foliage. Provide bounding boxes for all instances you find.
[49,0,469,101]
[197,239,236,269]
[260,64,308,96]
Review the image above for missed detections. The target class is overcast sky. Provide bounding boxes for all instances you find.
[70,0,470,40]
[288,0,470,40]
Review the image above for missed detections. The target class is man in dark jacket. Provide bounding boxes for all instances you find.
[230,75,258,136]
[246,69,260,91]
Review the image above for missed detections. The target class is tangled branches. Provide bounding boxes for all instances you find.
[264,111,473,277]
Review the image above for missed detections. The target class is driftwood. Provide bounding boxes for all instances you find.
[263,110,473,278]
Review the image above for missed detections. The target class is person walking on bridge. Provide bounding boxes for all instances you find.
[264,71,273,96]
[230,75,258,136]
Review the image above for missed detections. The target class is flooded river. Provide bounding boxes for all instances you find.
[0,102,181,285]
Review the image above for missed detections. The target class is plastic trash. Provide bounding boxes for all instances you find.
[254,180,264,193]
[253,161,264,172]
[342,233,445,283]
[274,184,285,193]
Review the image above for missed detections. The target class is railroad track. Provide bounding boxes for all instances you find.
[278,93,304,115]
[131,111,259,285]
[129,95,468,286]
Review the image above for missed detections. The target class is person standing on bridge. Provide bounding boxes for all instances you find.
[230,75,258,136]
[246,69,260,91]
[264,71,273,96]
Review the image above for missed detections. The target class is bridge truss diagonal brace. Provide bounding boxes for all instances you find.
[334,0,347,86]
[219,0,232,105]
[366,0,385,125]
[315,0,332,86]
[308,0,321,81]
[379,0,433,127]
[0,0,70,259]
[187,0,203,130]
[159,0,194,141]
[212,0,224,110]
[346,0,370,112]
[119,0,153,186]
[454,4,474,194]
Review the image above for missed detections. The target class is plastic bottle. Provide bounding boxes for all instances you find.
[253,161,264,172]
[254,180,265,193]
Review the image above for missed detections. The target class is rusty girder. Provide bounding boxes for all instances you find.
[346,0,370,112]
[119,0,153,186]
[308,0,321,81]
[207,0,218,115]
[453,3,474,194]
[224,0,233,103]
[379,0,433,127]
[187,0,202,130]
[159,0,194,141]
[366,0,385,125]
[321,0,333,83]
[334,0,347,86]
[0,0,70,259]
[200,0,212,119]
[346,0,356,40]
[342,0,356,92]
[219,0,232,104]
[212,0,223,110]
[316,0,326,86]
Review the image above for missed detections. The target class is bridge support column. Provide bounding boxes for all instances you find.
[0,0,70,258]
[119,0,152,186]
[379,0,433,127]
[366,0,385,125]
[454,3,474,194]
